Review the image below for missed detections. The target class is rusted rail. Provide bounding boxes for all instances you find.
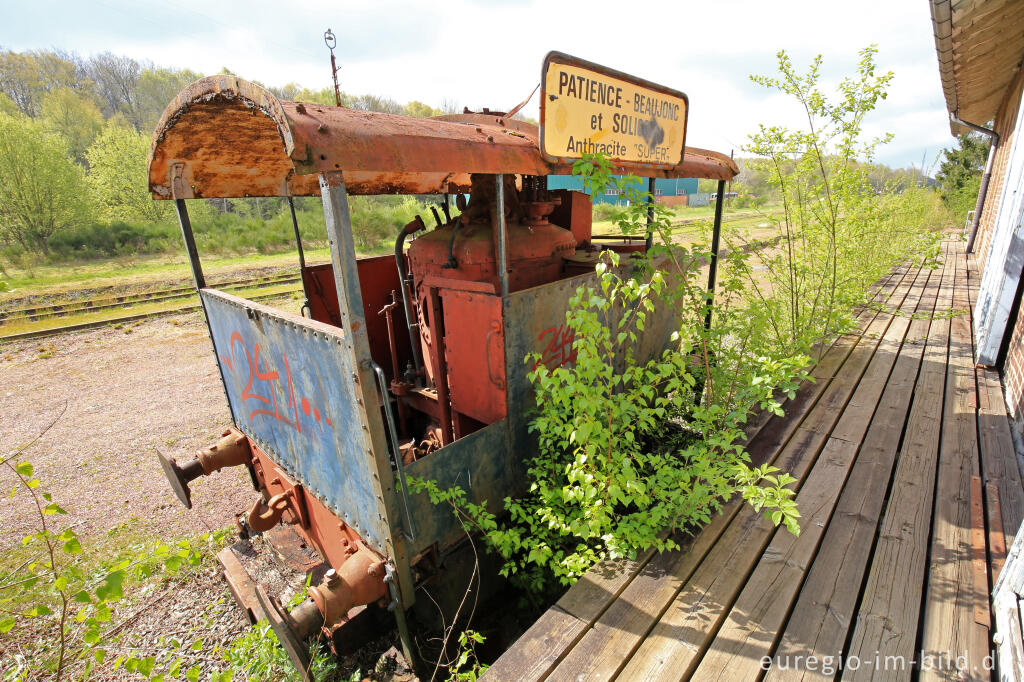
[0,286,302,343]
[0,273,300,322]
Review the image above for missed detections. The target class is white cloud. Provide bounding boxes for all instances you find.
[0,0,953,168]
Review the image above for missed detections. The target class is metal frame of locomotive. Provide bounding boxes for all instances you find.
[148,60,737,676]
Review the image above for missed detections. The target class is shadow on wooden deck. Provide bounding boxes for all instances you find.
[484,239,1021,682]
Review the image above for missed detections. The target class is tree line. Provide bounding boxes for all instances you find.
[0,48,455,266]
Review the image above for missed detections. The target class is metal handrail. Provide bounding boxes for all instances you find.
[368,361,416,539]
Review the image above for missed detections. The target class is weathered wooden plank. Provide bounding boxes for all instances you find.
[988,481,1008,581]
[605,264,928,682]
[843,249,956,681]
[977,366,1024,542]
[744,264,913,455]
[963,244,1021,584]
[919,246,989,682]
[482,548,657,682]
[483,247,916,682]
[971,476,991,629]
[689,261,937,680]
[761,244,949,682]
[541,510,740,682]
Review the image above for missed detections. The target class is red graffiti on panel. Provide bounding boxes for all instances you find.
[535,324,577,370]
[223,331,333,432]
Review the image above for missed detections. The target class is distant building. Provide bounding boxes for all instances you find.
[547,175,699,206]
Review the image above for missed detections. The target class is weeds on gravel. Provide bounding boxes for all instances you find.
[0,410,232,681]
[210,574,343,681]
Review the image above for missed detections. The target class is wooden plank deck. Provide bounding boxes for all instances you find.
[485,240,1023,681]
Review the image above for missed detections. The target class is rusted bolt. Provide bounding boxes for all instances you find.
[487,135,494,143]
[296,103,306,114]
[325,568,340,587]
[317,124,328,134]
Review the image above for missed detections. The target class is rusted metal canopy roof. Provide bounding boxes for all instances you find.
[148,75,737,199]
[931,0,1024,134]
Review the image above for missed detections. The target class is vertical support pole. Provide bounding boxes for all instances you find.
[967,141,998,253]
[495,174,510,298]
[386,567,417,670]
[288,197,307,270]
[287,197,311,316]
[950,113,999,254]
[173,197,236,425]
[425,287,453,445]
[175,199,205,290]
[704,179,726,331]
[321,173,370,348]
[646,177,656,251]
[319,170,415,613]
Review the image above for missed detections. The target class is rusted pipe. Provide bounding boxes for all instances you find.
[425,288,454,446]
[256,544,388,679]
[157,428,252,509]
[308,546,387,630]
[951,113,999,254]
[197,429,252,475]
[495,174,510,298]
[395,216,425,375]
[378,293,409,433]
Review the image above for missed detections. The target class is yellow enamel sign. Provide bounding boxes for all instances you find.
[540,52,688,167]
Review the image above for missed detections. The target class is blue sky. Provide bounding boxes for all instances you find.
[1,0,952,170]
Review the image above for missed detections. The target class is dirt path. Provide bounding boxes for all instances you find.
[0,311,250,549]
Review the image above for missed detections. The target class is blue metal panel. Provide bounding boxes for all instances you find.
[403,421,514,554]
[200,289,390,554]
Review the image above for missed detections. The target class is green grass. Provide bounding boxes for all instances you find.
[591,202,781,234]
[0,283,305,337]
[593,207,784,245]
[1,201,783,318]
[1,246,334,300]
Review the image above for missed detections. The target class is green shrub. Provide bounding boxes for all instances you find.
[942,174,981,229]
[348,195,428,249]
[411,245,804,591]
[47,221,178,259]
[2,193,434,265]
[591,203,620,222]
[0,443,232,680]
[410,154,805,592]
[740,46,939,356]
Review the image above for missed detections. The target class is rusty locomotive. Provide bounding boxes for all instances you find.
[150,52,737,677]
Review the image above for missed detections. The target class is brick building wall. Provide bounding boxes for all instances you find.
[1007,311,1024,438]
[987,70,1024,438]
[974,68,1024,276]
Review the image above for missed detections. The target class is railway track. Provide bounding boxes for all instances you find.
[0,272,300,322]
[0,211,778,343]
[0,278,304,343]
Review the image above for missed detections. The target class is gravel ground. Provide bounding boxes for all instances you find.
[0,311,250,548]
[0,310,367,679]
